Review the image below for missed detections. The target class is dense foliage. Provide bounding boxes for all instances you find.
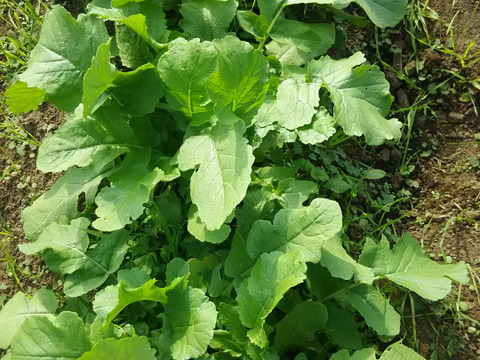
[1,0,469,359]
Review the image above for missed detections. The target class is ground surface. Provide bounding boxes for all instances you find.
[0,0,479,359]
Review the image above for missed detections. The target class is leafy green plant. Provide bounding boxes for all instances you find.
[1,0,470,359]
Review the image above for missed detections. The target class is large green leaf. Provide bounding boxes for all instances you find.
[19,218,91,274]
[177,119,254,230]
[10,311,91,360]
[63,230,130,297]
[307,52,402,145]
[93,164,165,231]
[0,289,58,349]
[180,0,238,40]
[207,36,269,117]
[19,6,108,111]
[346,284,400,337]
[115,23,156,68]
[237,251,307,347]
[246,198,343,263]
[359,234,469,301]
[187,206,231,244]
[37,103,135,173]
[158,286,217,360]
[325,304,363,350]
[157,38,218,125]
[256,78,321,130]
[21,164,112,241]
[78,337,156,360]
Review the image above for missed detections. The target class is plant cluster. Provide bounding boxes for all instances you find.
[0,0,471,359]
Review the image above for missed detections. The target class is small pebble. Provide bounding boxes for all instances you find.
[448,111,464,124]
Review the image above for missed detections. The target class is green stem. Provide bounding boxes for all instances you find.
[257,6,284,52]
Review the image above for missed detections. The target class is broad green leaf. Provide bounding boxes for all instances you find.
[10,311,91,360]
[19,217,90,274]
[63,230,130,297]
[188,206,231,244]
[78,336,156,360]
[266,40,310,66]
[285,0,407,28]
[157,38,217,125]
[359,234,469,301]
[82,40,117,116]
[307,53,401,145]
[5,81,46,114]
[274,301,327,353]
[0,289,58,349]
[210,330,243,356]
[296,108,336,145]
[320,236,374,284]
[177,119,254,230]
[237,251,307,347]
[256,78,321,130]
[180,0,238,40]
[21,164,112,241]
[37,103,134,172]
[93,277,183,326]
[207,36,269,117]
[380,344,426,360]
[346,284,400,337]
[235,187,276,237]
[276,178,318,208]
[258,0,286,23]
[246,198,342,263]
[19,6,108,111]
[159,287,217,360]
[87,0,168,49]
[270,19,335,58]
[93,164,164,231]
[218,303,248,346]
[110,63,164,116]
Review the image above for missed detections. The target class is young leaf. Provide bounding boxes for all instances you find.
[246,198,343,263]
[158,287,217,360]
[177,119,254,230]
[115,23,156,68]
[330,348,376,360]
[379,344,426,360]
[224,232,256,279]
[236,11,269,39]
[346,284,400,337]
[21,164,112,241]
[307,52,401,145]
[237,251,307,348]
[78,336,156,360]
[10,311,91,359]
[0,288,58,349]
[274,301,327,353]
[260,78,321,130]
[207,36,269,117]
[19,6,109,111]
[19,217,91,274]
[296,108,336,145]
[157,38,217,125]
[63,230,130,297]
[93,164,165,231]
[359,234,469,301]
[5,81,46,114]
[82,40,117,117]
[276,178,318,208]
[37,103,135,173]
[179,0,238,40]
